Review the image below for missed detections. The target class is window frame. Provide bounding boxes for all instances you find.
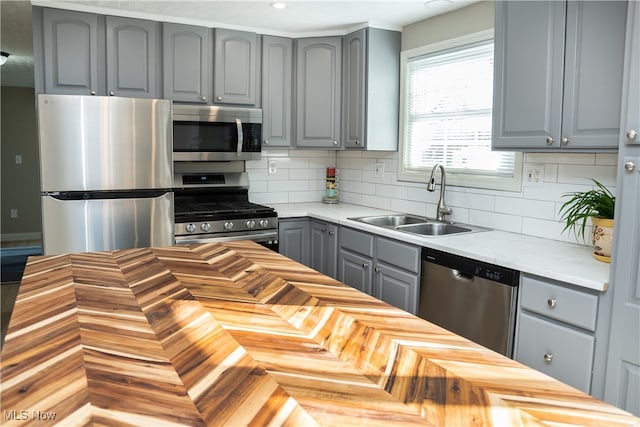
[398,29,523,192]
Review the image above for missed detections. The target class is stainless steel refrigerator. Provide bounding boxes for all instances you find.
[37,94,174,255]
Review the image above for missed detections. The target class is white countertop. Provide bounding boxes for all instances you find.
[270,202,610,292]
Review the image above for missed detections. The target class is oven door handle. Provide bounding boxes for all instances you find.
[236,118,243,153]
[175,231,277,245]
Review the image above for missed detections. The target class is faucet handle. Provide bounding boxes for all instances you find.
[440,206,453,217]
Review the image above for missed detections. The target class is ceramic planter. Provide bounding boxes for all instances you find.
[591,217,614,263]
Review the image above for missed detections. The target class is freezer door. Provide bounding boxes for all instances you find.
[38,94,173,192]
[41,193,174,255]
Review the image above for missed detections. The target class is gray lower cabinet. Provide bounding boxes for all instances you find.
[262,36,293,147]
[514,274,599,393]
[342,28,400,150]
[338,227,420,314]
[163,23,211,103]
[214,29,259,106]
[310,220,338,278]
[106,16,160,98]
[295,37,342,149]
[278,219,310,266]
[493,1,627,151]
[39,8,102,95]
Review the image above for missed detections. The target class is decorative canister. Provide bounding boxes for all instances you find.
[322,167,338,204]
[591,217,614,263]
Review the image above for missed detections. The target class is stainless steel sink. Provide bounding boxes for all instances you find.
[351,214,427,227]
[348,214,489,236]
[395,222,471,236]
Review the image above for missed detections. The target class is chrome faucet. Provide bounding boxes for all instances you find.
[427,164,452,221]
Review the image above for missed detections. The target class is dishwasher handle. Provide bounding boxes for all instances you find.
[451,269,474,282]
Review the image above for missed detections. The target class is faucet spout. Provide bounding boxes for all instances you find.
[427,164,452,221]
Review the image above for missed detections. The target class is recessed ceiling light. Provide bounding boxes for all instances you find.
[271,2,287,9]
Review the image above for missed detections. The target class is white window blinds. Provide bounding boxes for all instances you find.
[403,39,517,179]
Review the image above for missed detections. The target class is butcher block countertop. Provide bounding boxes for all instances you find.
[2,242,637,426]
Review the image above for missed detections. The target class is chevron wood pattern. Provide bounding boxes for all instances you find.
[1,241,638,426]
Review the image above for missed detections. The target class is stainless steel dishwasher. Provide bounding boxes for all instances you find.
[419,248,519,357]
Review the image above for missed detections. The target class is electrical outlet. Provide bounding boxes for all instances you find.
[268,160,277,175]
[15,155,22,164]
[374,161,385,178]
[10,208,18,218]
[525,164,544,186]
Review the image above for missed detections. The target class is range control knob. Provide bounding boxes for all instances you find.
[200,223,211,232]
[246,220,256,229]
[185,223,196,233]
[259,219,270,228]
[224,221,234,231]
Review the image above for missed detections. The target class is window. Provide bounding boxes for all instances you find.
[399,30,522,191]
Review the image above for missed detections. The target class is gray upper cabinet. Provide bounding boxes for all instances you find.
[41,8,102,95]
[163,23,211,103]
[295,37,342,149]
[262,36,293,147]
[106,17,160,98]
[493,1,628,151]
[214,29,259,105]
[342,28,401,150]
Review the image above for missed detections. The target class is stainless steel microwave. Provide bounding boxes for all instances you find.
[173,105,262,161]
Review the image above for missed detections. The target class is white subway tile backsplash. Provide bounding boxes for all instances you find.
[246,149,616,245]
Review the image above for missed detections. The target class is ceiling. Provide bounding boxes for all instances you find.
[0,0,478,88]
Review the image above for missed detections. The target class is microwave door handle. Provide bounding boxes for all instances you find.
[236,118,243,153]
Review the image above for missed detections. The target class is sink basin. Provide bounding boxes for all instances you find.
[395,222,472,236]
[349,214,427,227]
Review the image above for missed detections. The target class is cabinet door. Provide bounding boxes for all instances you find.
[42,8,101,95]
[342,29,366,149]
[295,37,342,148]
[373,262,418,314]
[214,29,258,105]
[516,313,595,393]
[278,220,310,266]
[262,36,293,147]
[163,23,210,103]
[310,221,338,278]
[492,1,565,150]
[561,1,627,149]
[106,17,159,98]
[338,249,373,295]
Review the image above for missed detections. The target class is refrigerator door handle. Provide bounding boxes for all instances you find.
[43,190,172,201]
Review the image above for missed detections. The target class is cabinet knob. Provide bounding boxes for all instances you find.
[362,263,369,269]
[624,162,636,172]
[264,140,270,145]
[546,136,554,145]
[109,91,115,96]
[328,231,335,236]
[217,96,223,101]
[355,139,361,145]
[543,353,553,364]
[333,141,338,146]
[374,267,381,273]
[547,298,557,308]
[321,227,326,233]
[201,96,207,101]
[90,91,96,96]
[627,129,638,141]
[561,137,569,145]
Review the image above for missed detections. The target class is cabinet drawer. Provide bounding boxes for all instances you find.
[516,313,594,393]
[340,227,374,257]
[520,275,598,331]
[375,237,420,273]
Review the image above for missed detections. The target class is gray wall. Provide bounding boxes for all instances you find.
[401,0,494,51]
[1,86,41,239]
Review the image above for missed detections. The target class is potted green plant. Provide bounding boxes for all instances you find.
[559,179,616,262]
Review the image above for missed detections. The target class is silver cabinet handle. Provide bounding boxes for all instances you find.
[264,140,270,145]
[333,141,338,145]
[328,231,335,236]
[90,91,96,96]
[355,139,361,145]
[624,162,636,172]
[362,263,369,269]
[547,298,557,308]
[201,96,207,101]
[561,137,569,145]
[109,91,115,96]
[546,136,554,145]
[543,353,553,364]
[321,227,326,233]
[627,129,638,141]
[374,267,381,273]
[217,96,223,101]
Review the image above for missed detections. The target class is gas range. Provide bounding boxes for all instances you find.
[173,169,278,247]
